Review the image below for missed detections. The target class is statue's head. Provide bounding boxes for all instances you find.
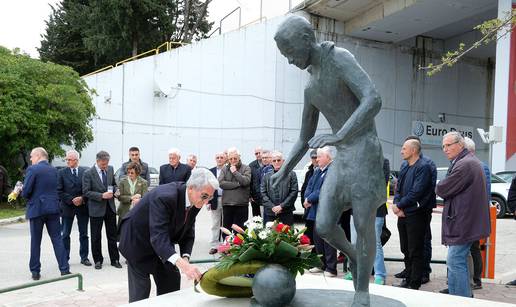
[274,15,316,70]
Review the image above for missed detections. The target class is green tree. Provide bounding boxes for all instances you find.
[39,0,213,74]
[0,46,95,180]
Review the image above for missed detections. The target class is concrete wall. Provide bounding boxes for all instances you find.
[79,14,494,173]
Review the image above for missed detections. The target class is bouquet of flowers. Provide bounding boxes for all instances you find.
[7,181,23,203]
[216,217,321,276]
[199,217,321,297]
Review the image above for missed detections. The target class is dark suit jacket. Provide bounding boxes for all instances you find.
[21,161,60,219]
[118,182,200,272]
[208,167,220,210]
[159,163,191,185]
[249,159,262,202]
[57,166,88,218]
[304,166,330,221]
[82,165,117,217]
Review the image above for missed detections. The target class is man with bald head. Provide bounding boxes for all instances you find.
[22,147,70,280]
[392,139,433,290]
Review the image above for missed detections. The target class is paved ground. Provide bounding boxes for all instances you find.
[0,201,515,306]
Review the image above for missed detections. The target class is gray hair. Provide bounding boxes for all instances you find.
[405,139,421,154]
[187,154,197,160]
[443,131,465,148]
[187,168,219,191]
[271,151,283,160]
[66,149,80,160]
[32,147,48,160]
[96,150,110,161]
[168,148,181,156]
[317,146,336,160]
[227,147,240,156]
[464,137,475,152]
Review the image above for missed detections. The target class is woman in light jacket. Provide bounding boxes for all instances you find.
[117,162,148,229]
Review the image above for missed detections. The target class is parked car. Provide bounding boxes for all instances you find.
[436,167,511,218]
[115,166,159,190]
[495,171,516,183]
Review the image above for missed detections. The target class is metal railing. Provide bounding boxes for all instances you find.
[0,273,83,294]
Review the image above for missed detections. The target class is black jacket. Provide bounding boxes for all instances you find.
[159,163,191,185]
[57,166,88,218]
[118,182,200,272]
[249,159,262,202]
[394,158,433,217]
[208,166,220,210]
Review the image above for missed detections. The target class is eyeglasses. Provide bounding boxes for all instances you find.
[65,158,77,162]
[254,152,261,155]
[272,159,282,162]
[442,141,459,150]
[310,156,317,159]
[201,193,213,201]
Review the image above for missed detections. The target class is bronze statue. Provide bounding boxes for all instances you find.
[271,15,386,307]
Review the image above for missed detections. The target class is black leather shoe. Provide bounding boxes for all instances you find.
[111,260,122,268]
[209,248,218,255]
[421,276,430,284]
[81,259,92,266]
[393,279,409,288]
[472,283,482,290]
[61,271,72,276]
[95,262,102,269]
[394,270,407,279]
[31,272,41,281]
[439,288,449,294]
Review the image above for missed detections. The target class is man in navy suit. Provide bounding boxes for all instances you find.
[159,148,191,185]
[207,152,226,254]
[22,147,70,280]
[57,149,91,266]
[119,168,218,302]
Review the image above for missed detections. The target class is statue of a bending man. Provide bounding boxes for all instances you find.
[271,15,386,307]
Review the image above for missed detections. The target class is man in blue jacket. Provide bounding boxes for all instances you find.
[22,147,70,280]
[392,139,433,290]
[304,146,337,277]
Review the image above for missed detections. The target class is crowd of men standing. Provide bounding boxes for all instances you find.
[4,130,515,301]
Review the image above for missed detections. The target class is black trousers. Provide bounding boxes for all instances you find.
[263,211,294,226]
[398,211,427,289]
[127,259,180,302]
[250,200,261,217]
[313,225,337,275]
[222,205,249,237]
[470,240,482,285]
[90,207,119,264]
[422,209,433,278]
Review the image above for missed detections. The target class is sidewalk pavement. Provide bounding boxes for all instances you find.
[1,206,515,306]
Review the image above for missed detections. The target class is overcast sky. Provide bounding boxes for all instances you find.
[0,0,302,59]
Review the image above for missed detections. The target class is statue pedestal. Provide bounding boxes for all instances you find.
[121,274,513,307]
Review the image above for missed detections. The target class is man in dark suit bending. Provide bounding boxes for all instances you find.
[119,168,218,302]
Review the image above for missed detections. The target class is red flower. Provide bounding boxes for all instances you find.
[275,223,290,233]
[233,235,244,245]
[299,234,310,245]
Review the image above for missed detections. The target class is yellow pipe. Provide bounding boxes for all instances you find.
[82,65,114,77]
[155,42,169,54]
[115,48,157,67]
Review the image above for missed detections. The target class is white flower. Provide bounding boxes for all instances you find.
[258,231,268,240]
[251,216,263,224]
[265,221,274,228]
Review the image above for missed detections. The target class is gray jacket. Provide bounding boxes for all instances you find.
[82,165,117,217]
[218,163,252,206]
[261,170,298,215]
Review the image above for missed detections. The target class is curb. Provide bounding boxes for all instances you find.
[0,215,26,226]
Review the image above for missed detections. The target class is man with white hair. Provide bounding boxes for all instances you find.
[22,147,70,280]
[119,168,219,302]
[57,149,91,266]
[159,148,192,185]
[463,137,491,290]
[218,147,252,230]
[436,132,490,297]
[186,154,198,169]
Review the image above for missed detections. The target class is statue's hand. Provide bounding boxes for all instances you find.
[308,134,339,148]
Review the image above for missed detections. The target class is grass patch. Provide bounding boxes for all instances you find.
[0,202,25,219]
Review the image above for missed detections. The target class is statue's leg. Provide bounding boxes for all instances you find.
[315,168,356,264]
[349,198,378,307]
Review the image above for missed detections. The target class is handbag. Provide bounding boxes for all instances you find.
[380,221,391,246]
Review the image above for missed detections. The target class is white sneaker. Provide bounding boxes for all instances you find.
[309,267,324,274]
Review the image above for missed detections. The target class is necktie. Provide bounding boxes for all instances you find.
[73,168,77,177]
[101,170,107,188]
